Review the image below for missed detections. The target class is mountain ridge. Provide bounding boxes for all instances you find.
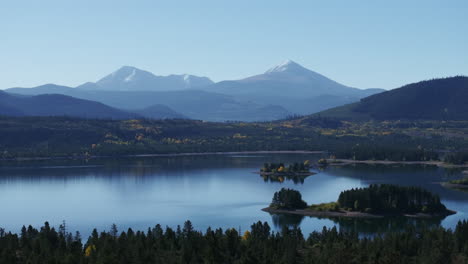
[0,91,138,119]
[5,86,290,122]
[79,66,214,91]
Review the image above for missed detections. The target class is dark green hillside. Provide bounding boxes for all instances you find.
[315,76,468,120]
[0,91,24,116]
[314,102,371,120]
[355,76,468,120]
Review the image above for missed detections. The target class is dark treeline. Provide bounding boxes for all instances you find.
[338,184,448,214]
[331,144,439,162]
[445,152,468,165]
[2,220,468,263]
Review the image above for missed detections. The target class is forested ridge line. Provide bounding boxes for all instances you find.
[1,116,467,162]
[0,117,468,162]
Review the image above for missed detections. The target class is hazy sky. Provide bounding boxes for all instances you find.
[1,0,467,89]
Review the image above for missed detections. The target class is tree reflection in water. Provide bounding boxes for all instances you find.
[270,213,443,235]
[261,174,311,184]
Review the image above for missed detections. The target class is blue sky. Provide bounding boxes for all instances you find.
[1,0,467,89]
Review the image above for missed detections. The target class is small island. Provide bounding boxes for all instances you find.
[257,161,315,183]
[263,185,455,218]
[442,178,468,189]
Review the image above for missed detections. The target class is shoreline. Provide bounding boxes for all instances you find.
[262,207,456,219]
[0,150,326,162]
[326,159,468,168]
[441,182,468,189]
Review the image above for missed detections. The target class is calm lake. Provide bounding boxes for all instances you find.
[0,153,467,237]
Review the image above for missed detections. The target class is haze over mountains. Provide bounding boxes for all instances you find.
[0,90,137,119]
[5,85,289,121]
[3,60,386,121]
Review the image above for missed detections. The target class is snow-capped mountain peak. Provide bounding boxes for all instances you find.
[265,59,304,74]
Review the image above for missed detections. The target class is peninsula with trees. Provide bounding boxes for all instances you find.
[263,185,455,218]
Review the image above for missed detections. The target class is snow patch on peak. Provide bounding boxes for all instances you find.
[183,74,190,82]
[280,59,295,66]
[124,69,137,82]
[110,66,135,77]
[265,59,300,74]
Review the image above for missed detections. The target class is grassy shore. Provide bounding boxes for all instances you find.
[262,206,456,219]
[442,178,468,189]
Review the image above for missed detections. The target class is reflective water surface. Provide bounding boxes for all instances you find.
[0,153,467,237]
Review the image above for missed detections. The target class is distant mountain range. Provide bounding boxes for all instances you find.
[4,60,384,121]
[312,76,468,120]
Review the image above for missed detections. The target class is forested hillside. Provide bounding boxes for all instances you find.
[316,77,468,120]
[0,116,467,161]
